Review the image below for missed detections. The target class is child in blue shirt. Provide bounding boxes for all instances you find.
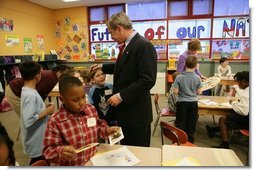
[19,61,54,165]
[88,68,116,126]
[173,56,203,143]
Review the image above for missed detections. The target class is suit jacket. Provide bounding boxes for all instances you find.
[103,33,157,128]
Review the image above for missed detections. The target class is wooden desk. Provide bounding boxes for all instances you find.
[219,78,238,86]
[48,91,60,97]
[162,145,243,166]
[48,92,60,109]
[86,144,161,166]
[198,96,233,116]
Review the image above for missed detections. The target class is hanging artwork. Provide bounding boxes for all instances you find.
[72,23,79,32]
[0,18,14,31]
[56,17,88,61]
[72,44,79,53]
[37,35,44,49]
[73,35,81,44]
[24,37,32,53]
[81,41,86,50]
[65,45,72,53]
[64,17,71,26]
[5,34,19,47]
[66,34,72,42]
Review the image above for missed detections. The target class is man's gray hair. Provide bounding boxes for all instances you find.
[106,12,133,30]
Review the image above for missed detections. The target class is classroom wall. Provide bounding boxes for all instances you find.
[0,0,56,55]
[53,7,89,61]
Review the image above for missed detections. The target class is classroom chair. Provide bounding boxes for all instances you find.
[160,121,197,147]
[229,129,249,141]
[152,94,176,136]
[31,159,49,166]
[229,128,249,144]
[229,129,249,166]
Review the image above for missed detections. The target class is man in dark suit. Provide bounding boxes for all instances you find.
[91,12,157,147]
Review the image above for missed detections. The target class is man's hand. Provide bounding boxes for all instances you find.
[89,64,102,72]
[107,94,121,106]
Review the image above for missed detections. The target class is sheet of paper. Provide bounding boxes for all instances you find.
[162,156,200,166]
[198,99,218,106]
[90,146,140,166]
[109,127,124,146]
[219,102,232,108]
[75,143,99,153]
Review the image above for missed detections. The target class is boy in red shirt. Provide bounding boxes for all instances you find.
[43,75,119,166]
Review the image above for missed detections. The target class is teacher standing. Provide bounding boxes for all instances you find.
[177,39,206,79]
[91,12,157,147]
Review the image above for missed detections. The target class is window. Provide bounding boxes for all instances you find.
[108,6,124,18]
[91,42,119,60]
[89,7,105,22]
[211,39,249,59]
[193,0,212,15]
[132,21,167,40]
[168,19,211,39]
[212,17,249,38]
[168,40,210,59]
[88,0,249,61]
[214,0,249,16]
[127,0,167,20]
[169,1,188,17]
[89,4,125,23]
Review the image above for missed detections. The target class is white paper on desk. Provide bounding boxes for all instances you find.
[162,156,200,166]
[198,99,218,106]
[173,157,201,166]
[219,102,232,108]
[90,146,140,166]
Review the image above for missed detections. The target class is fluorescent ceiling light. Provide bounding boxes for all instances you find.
[62,0,81,2]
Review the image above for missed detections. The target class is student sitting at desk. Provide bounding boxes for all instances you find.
[213,71,249,149]
[43,75,119,166]
[215,57,232,96]
[173,56,203,143]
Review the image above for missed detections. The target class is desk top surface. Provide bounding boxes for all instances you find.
[86,144,161,166]
[198,95,234,110]
[162,145,243,166]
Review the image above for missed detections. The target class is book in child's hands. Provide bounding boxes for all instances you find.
[75,143,99,153]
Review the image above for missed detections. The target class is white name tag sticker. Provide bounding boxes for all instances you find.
[87,117,96,127]
[105,89,112,96]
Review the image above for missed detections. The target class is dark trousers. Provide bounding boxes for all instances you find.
[226,110,249,130]
[120,125,151,147]
[29,156,44,166]
[175,101,198,143]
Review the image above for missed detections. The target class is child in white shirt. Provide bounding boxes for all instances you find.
[213,71,249,149]
[215,57,232,96]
